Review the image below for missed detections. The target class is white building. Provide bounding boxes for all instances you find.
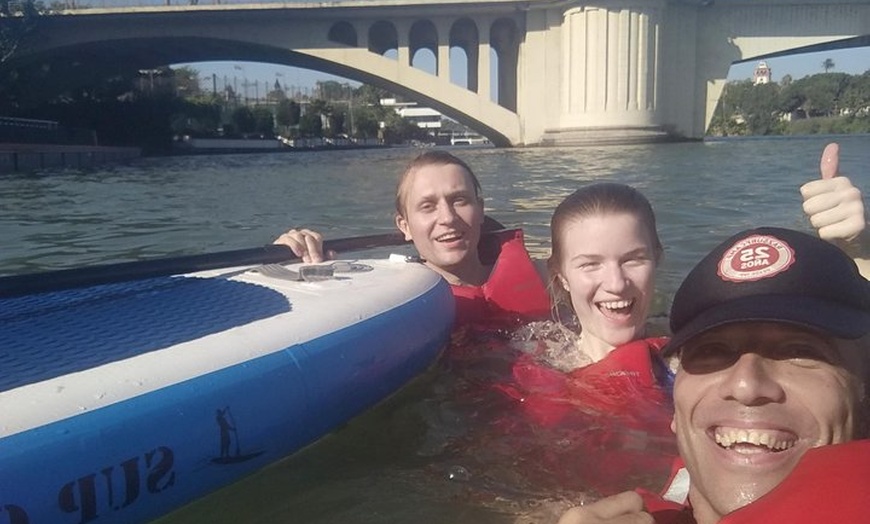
[753,61,772,85]
[380,98,442,130]
[380,98,489,145]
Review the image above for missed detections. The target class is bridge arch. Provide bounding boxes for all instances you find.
[368,21,398,56]
[409,19,438,68]
[327,21,357,47]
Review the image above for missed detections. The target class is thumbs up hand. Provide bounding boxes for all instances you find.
[800,143,866,243]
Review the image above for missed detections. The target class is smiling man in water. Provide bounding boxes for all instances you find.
[559,226,870,524]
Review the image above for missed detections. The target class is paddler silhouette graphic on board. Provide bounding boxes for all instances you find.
[211,406,264,464]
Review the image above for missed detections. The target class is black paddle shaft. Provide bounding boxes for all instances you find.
[0,232,408,298]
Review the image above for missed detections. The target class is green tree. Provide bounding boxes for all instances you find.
[170,98,221,137]
[298,111,322,137]
[778,81,805,116]
[797,73,850,117]
[822,58,835,73]
[708,92,745,137]
[172,66,202,98]
[275,98,300,129]
[304,98,334,136]
[251,105,274,136]
[316,80,354,101]
[743,82,784,134]
[841,72,870,116]
[327,108,346,137]
[0,0,47,110]
[381,109,427,144]
[352,105,381,138]
[354,84,391,106]
[308,98,331,118]
[0,0,43,64]
[231,106,256,135]
[712,80,783,135]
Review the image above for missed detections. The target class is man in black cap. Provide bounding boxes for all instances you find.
[559,227,870,524]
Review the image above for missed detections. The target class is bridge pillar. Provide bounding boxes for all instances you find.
[533,1,671,146]
[397,22,411,66]
[355,21,368,51]
[463,27,480,93]
[477,19,491,101]
[492,17,519,112]
[436,20,450,82]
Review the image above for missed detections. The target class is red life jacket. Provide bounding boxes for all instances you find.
[636,459,694,524]
[451,229,550,327]
[499,337,673,428]
[639,440,870,523]
[721,440,870,523]
[493,337,678,495]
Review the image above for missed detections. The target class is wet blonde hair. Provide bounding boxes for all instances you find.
[547,182,663,314]
[394,150,482,217]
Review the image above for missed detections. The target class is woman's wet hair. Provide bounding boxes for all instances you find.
[394,150,482,217]
[547,182,663,313]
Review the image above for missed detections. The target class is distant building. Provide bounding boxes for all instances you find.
[380,98,489,145]
[753,61,772,85]
[380,98,442,130]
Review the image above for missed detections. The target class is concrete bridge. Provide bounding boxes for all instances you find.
[13,0,870,146]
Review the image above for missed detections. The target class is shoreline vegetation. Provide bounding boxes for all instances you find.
[708,69,870,137]
[4,67,867,162]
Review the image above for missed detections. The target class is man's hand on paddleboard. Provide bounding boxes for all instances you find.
[273,228,335,263]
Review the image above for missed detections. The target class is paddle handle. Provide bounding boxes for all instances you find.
[0,232,408,298]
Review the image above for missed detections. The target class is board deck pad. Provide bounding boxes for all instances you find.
[0,276,290,392]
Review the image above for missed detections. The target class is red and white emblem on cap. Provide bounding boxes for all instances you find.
[718,234,795,283]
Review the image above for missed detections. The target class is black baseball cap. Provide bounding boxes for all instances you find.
[664,227,870,356]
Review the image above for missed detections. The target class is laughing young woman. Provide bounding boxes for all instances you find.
[500,183,673,423]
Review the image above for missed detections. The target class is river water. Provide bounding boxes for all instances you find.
[2,135,868,523]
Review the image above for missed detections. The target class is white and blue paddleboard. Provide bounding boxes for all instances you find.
[0,257,453,524]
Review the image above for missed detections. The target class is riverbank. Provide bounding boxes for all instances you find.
[171,137,389,155]
[0,143,141,173]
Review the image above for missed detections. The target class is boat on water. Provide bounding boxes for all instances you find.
[0,255,454,524]
[449,132,490,146]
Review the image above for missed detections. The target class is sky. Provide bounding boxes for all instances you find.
[727,47,869,81]
[174,45,869,97]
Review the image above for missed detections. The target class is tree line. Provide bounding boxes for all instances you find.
[1,58,431,153]
[0,2,432,154]
[708,68,870,136]
[171,67,429,145]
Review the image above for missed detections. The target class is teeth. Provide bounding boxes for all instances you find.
[599,300,633,310]
[436,233,462,242]
[714,427,796,452]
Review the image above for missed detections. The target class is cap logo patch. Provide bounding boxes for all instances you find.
[717,234,795,283]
